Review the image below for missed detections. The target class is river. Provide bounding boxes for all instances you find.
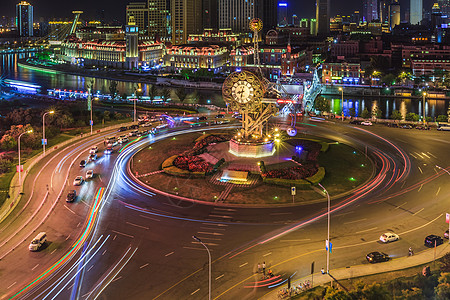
[1,52,449,118]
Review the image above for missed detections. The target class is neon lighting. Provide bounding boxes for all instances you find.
[278,3,287,7]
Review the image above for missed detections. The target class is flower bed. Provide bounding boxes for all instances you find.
[262,163,318,180]
[173,155,213,173]
[186,134,230,156]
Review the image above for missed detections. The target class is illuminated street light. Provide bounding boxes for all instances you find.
[422,92,427,125]
[134,88,142,123]
[318,183,331,277]
[192,236,211,300]
[338,87,344,121]
[42,110,54,156]
[18,130,33,187]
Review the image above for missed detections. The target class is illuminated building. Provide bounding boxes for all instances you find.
[379,1,389,24]
[321,62,361,85]
[410,0,423,25]
[126,2,148,35]
[16,1,33,37]
[278,2,288,26]
[164,44,227,71]
[363,0,378,23]
[75,26,125,41]
[389,0,401,31]
[126,17,139,69]
[171,0,202,44]
[202,0,218,30]
[315,0,330,35]
[187,28,244,47]
[148,0,171,40]
[292,15,299,26]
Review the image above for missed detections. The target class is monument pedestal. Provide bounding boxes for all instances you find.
[229,139,275,158]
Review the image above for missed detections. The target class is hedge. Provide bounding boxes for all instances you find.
[306,167,326,185]
[162,155,206,177]
[263,177,312,189]
[162,155,178,169]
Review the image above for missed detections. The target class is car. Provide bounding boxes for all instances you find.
[80,160,86,167]
[217,119,230,124]
[198,116,208,121]
[129,124,139,130]
[437,125,450,131]
[118,135,128,144]
[66,190,77,202]
[141,122,152,127]
[89,146,98,154]
[349,120,361,125]
[86,170,94,179]
[380,232,399,243]
[88,153,97,162]
[104,147,113,155]
[386,123,399,128]
[361,121,373,126]
[29,232,47,251]
[73,176,84,186]
[415,125,430,130]
[118,126,128,132]
[401,124,413,129]
[129,130,139,137]
[424,235,444,247]
[215,114,225,119]
[140,130,149,135]
[445,229,449,239]
[366,252,390,263]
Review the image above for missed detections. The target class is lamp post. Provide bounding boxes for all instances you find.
[42,110,54,156]
[134,88,142,123]
[338,87,344,121]
[18,130,33,187]
[192,235,211,300]
[422,92,427,125]
[318,183,330,275]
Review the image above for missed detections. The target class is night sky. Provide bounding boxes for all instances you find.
[2,0,436,22]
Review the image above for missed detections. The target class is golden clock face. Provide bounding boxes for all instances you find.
[222,70,264,108]
[232,80,254,104]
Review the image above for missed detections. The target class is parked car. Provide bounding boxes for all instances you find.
[380,232,399,243]
[437,125,450,131]
[118,126,128,132]
[86,170,94,179]
[104,147,113,155]
[66,190,77,202]
[29,232,47,251]
[386,123,399,128]
[215,114,225,119]
[140,130,149,135]
[73,176,84,186]
[89,146,98,154]
[141,122,152,127]
[361,121,373,126]
[129,130,139,137]
[80,160,86,167]
[129,124,139,130]
[401,124,413,129]
[88,153,97,162]
[415,125,430,130]
[424,235,444,247]
[198,116,208,120]
[118,135,129,143]
[366,252,389,263]
[349,120,361,125]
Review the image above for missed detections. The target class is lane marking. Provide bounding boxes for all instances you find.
[200,227,225,231]
[344,218,367,224]
[102,250,107,256]
[413,208,424,215]
[197,232,223,236]
[263,252,272,257]
[239,262,248,268]
[355,227,378,234]
[111,230,134,238]
[414,152,424,159]
[409,152,417,159]
[80,199,90,207]
[395,202,407,209]
[418,184,423,192]
[64,205,76,215]
[213,208,236,212]
[191,289,200,296]
[208,214,233,219]
[111,276,122,283]
[65,235,71,241]
[436,187,441,196]
[421,152,431,159]
[139,214,161,222]
[401,181,406,189]
[140,263,149,269]
[418,167,423,174]
[50,249,57,254]
[427,152,437,158]
[126,221,149,230]
[183,246,208,251]
[31,264,39,271]
[165,252,174,257]
[191,241,218,246]
[202,223,228,227]
[195,236,222,241]
[335,211,354,217]
[270,212,292,216]
[87,265,94,272]
[216,274,224,280]
[7,282,16,289]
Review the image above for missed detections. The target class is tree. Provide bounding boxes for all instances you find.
[439,253,450,272]
[362,282,390,300]
[435,273,450,300]
[405,112,419,122]
[313,96,330,115]
[160,87,171,102]
[109,80,118,98]
[323,286,351,300]
[381,74,396,86]
[349,107,356,117]
[400,287,423,300]
[391,110,403,121]
[437,115,448,122]
[55,113,74,129]
[175,87,188,103]
[103,110,111,121]
[372,107,382,119]
[361,108,371,119]
[148,84,158,101]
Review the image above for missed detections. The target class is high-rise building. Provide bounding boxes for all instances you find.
[315,0,330,35]
[438,0,450,15]
[126,2,148,35]
[389,0,401,31]
[351,10,360,24]
[292,14,299,26]
[126,16,139,69]
[171,0,202,44]
[148,0,171,40]
[363,0,378,23]
[379,0,389,24]
[16,1,33,37]
[278,2,288,26]
[410,0,423,24]
[202,0,218,30]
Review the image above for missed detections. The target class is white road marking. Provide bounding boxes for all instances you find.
[80,199,90,207]
[111,276,122,283]
[216,274,225,280]
[335,211,354,217]
[113,235,117,240]
[414,152,424,159]
[111,230,134,238]
[395,202,407,209]
[418,184,423,192]
[418,167,423,174]
[270,212,292,216]
[200,227,225,231]
[65,235,71,241]
[197,232,223,236]
[87,265,94,272]
[281,239,311,242]
[64,205,76,215]
[102,250,107,256]
[208,214,233,219]
[140,263,149,269]
[263,252,272,257]
[421,152,431,159]
[183,246,208,251]
[67,283,74,290]
[191,289,200,295]
[427,152,437,158]
[409,153,417,159]
[413,208,424,215]
[434,168,439,174]
[165,252,174,257]
[139,214,161,222]
[344,218,367,224]
[401,181,407,188]
[126,222,149,230]
[239,262,248,268]
[202,223,228,227]
[356,227,378,234]
[77,222,81,228]
[436,187,441,196]
[99,175,103,182]
[213,207,236,212]
[191,241,218,246]
[50,249,57,254]
[7,282,16,289]
[31,264,39,271]
[195,236,222,241]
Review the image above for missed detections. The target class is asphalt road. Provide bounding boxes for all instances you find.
[1,118,449,300]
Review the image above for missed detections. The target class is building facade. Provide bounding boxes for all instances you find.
[148,0,171,40]
[16,1,33,37]
[171,0,202,44]
[202,0,218,30]
[164,44,227,71]
[315,0,330,35]
[363,0,378,23]
[126,2,148,35]
[322,62,361,84]
[389,0,401,31]
[410,0,423,25]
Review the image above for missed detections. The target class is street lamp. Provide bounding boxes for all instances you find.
[42,110,54,156]
[134,88,142,123]
[192,235,211,300]
[318,183,331,275]
[422,92,427,125]
[18,129,33,187]
[338,87,344,121]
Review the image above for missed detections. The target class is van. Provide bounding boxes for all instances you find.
[29,232,47,251]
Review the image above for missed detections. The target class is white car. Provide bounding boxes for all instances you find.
[89,146,98,154]
[73,176,84,186]
[380,232,399,243]
[86,170,94,179]
[361,121,373,126]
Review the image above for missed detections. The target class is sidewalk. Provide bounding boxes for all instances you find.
[261,243,450,299]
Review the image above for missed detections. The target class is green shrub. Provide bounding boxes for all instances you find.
[307,167,326,185]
